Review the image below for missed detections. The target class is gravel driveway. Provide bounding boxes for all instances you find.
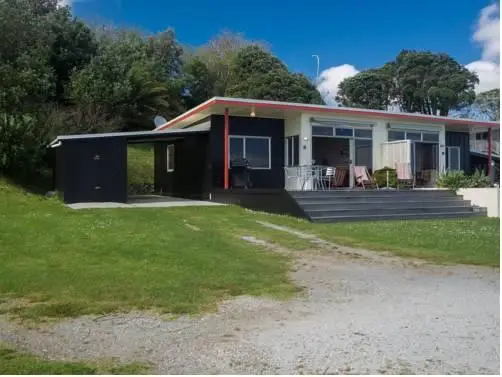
[0,237,499,374]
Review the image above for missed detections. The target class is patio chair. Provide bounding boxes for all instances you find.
[353,165,379,190]
[319,166,336,190]
[395,162,415,190]
[332,166,348,188]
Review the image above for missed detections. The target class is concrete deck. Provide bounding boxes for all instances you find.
[67,195,225,210]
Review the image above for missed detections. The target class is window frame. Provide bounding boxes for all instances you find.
[446,146,461,171]
[229,135,272,170]
[284,135,299,167]
[388,129,440,143]
[166,144,175,172]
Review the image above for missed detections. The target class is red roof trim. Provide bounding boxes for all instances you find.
[156,99,216,131]
[157,97,499,130]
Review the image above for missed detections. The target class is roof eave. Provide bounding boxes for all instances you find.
[155,97,500,130]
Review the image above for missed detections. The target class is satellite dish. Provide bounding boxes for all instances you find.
[153,115,168,128]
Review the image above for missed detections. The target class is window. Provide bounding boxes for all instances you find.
[476,132,488,140]
[446,146,461,171]
[389,129,440,143]
[312,126,333,136]
[229,136,271,169]
[335,127,354,137]
[354,129,372,139]
[285,135,299,167]
[388,130,405,141]
[166,144,175,172]
[406,132,422,141]
[422,132,440,142]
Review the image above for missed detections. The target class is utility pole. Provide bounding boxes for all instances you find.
[312,54,320,84]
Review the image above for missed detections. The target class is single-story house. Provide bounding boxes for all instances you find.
[49,97,500,222]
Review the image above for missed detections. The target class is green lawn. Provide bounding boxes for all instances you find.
[266,216,500,267]
[0,179,499,322]
[0,181,298,320]
[0,346,148,374]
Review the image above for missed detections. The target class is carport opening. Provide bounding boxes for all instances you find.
[127,143,156,199]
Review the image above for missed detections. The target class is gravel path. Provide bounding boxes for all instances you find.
[0,236,499,374]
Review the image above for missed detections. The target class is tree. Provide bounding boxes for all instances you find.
[182,57,216,108]
[337,67,394,110]
[69,29,184,130]
[47,7,98,103]
[226,46,323,104]
[474,89,500,121]
[0,0,56,112]
[195,30,264,96]
[337,50,479,116]
[393,51,478,115]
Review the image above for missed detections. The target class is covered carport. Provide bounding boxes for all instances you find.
[49,127,211,204]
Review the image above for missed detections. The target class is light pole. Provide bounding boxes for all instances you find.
[312,54,320,84]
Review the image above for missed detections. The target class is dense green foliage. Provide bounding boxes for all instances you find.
[337,50,479,115]
[436,169,493,190]
[373,167,398,188]
[0,2,322,179]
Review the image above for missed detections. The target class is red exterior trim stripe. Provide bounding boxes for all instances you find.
[156,97,500,130]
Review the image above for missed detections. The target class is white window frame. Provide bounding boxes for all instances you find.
[311,124,373,140]
[446,146,461,171]
[166,144,175,172]
[229,135,271,170]
[284,135,299,167]
[388,129,440,143]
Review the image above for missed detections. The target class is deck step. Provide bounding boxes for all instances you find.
[305,206,475,217]
[300,199,470,210]
[311,211,485,223]
[287,189,487,223]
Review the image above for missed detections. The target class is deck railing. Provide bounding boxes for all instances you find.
[470,140,500,155]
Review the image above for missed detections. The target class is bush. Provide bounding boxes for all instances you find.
[436,170,493,190]
[468,169,493,188]
[373,167,397,188]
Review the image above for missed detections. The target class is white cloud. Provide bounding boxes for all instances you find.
[473,3,500,61]
[58,0,72,5]
[466,60,500,93]
[467,3,500,93]
[316,64,359,105]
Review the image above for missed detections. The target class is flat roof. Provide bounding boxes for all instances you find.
[49,127,209,148]
[155,97,500,131]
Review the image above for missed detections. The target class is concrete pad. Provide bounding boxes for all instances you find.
[67,196,225,210]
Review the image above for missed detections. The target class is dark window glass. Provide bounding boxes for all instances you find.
[293,135,299,166]
[312,126,334,136]
[388,131,405,140]
[229,137,244,162]
[335,127,353,137]
[406,132,422,141]
[245,138,270,169]
[354,129,372,139]
[447,146,461,171]
[287,137,293,167]
[422,132,439,142]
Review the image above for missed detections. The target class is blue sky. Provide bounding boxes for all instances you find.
[71,0,500,99]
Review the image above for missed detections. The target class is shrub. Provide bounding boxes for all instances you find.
[373,167,397,188]
[468,169,493,188]
[437,170,493,190]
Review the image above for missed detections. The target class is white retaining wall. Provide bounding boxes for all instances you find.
[457,188,500,217]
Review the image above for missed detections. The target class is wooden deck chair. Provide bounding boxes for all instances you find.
[333,166,347,187]
[396,162,415,190]
[353,166,379,190]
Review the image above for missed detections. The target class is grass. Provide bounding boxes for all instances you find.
[127,145,154,192]
[0,175,499,322]
[264,215,500,267]
[0,346,149,374]
[0,180,299,321]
